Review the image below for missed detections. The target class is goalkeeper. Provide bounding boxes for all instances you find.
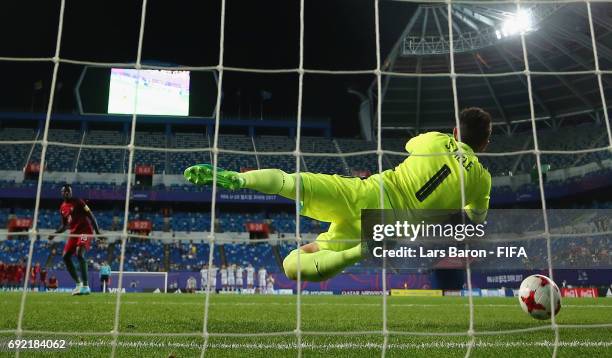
[184,107,492,282]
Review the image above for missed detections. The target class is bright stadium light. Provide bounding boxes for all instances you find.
[498,9,533,38]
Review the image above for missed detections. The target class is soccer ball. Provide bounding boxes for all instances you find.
[518,274,561,320]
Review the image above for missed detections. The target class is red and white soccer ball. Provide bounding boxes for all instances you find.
[518,274,561,320]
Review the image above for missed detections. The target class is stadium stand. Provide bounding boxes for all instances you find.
[255,135,295,172]
[0,127,38,171]
[0,207,330,236]
[0,123,609,176]
[134,130,168,173]
[300,136,348,175]
[169,131,212,174]
[78,130,127,173]
[218,134,258,171]
[0,121,609,275]
[337,137,379,174]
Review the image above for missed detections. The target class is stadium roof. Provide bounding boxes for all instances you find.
[376,2,612,131]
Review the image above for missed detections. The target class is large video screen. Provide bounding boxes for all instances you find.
[107,68,190,116]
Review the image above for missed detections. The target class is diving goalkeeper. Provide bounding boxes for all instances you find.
[184,107,492,282]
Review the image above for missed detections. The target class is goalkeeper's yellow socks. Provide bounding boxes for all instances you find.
[240,168,363,281]
[238,169,298,200]
[282,244,362,282]
[184,165,300,199]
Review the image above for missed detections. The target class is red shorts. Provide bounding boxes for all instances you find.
[63,233,92,255]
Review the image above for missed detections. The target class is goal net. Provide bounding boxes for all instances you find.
[0,0,610,357]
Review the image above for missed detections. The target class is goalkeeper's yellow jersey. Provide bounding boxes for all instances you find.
[379,131,491,223]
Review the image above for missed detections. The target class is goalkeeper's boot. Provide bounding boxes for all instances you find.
[71,283,83,296]
[79,286,91,295]
[183,164,244,190]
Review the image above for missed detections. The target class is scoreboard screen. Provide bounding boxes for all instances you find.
[107,68,190,116]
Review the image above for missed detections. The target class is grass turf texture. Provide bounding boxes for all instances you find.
[0,293,610,357]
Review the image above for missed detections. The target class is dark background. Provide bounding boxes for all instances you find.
[0,0,417,137]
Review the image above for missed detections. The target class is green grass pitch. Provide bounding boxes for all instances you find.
[0,292,610,357]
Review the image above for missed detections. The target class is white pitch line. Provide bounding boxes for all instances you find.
[46,340,612,351]
[4,299,612,309]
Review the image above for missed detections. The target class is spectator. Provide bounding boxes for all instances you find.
[39,267,47,291]
[47,275,58,291]
[29,262,40,290]
[15,262,25,289]
[0,261,5,290]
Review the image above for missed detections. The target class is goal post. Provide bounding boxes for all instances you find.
[108,271,168,293]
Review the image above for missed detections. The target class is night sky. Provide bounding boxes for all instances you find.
[0,0,416,137]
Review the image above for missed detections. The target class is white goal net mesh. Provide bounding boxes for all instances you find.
[0,0,610,357]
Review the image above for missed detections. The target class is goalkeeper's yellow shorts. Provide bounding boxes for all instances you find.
[299,172,391,252]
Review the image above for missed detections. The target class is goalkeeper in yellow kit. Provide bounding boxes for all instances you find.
[184,107,492,282]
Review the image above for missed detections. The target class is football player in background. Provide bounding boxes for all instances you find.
[49,184,105,295]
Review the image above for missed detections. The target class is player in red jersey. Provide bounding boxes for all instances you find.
[0,261,5,289]
[15,263,24,289]
[49,184,105,295]
[29,262,40,289]
[39,267,48,291]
